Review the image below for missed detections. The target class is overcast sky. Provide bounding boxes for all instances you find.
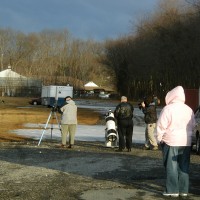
[0,0,158,41]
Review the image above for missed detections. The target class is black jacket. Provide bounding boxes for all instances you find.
[142,103,157,124]
[114,102,134,120]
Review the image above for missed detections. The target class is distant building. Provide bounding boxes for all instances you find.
[0,66,42,97]
[74,81,116,98]
[84,81,99,90]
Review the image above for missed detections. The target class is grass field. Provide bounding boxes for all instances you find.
[0,97,100,142]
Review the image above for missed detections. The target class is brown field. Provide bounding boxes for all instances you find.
[0,97,100,142]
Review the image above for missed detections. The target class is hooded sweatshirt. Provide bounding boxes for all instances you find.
[60,99,77,124]
[156,86,195,146]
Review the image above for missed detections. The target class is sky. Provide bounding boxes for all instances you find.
[0,0,158,41]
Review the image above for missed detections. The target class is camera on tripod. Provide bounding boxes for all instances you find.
[38,102,61,146]
[138,99,147,110]
[51,105,58,112]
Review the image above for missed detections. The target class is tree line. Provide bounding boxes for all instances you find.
[0,29,114,90]
[103,0,200,101]
[0,0,200,101]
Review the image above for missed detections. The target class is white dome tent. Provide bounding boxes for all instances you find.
[0,66,42,97]
[84,81,99,88]
[0,67,26,78]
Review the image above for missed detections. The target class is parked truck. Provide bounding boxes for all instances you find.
[41,85,73,107]
[184,88,200,112]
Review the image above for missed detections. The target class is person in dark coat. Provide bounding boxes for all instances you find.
[114,96,134,152]
[141,95,158,150]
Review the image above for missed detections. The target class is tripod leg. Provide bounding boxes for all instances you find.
[50,123,53,139]
[38,111,52,146]
[50,114,54,139]
[54,112,62,133]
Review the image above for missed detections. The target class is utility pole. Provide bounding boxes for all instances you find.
[0,35,3,71]
[1,53,3,71]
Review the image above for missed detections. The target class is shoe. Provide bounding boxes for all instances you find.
[56,144,66,148]
[180,193,188,197]
[127,148,131,152]
[162,192,179,197]
[152,146,158,151]
[143,146,150,150]
[67,144,74,148]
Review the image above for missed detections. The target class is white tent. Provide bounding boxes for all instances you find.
[0,68,26,78]
[0,67,41,97]
[84,81,99,87]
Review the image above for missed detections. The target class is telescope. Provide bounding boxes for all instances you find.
[105,110,118,148]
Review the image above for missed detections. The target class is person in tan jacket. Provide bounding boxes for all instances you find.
[60,96,77,148]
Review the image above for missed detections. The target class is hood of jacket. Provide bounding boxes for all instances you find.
[165,86,185,105]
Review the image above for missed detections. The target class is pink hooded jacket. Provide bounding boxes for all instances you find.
[156,86,195,146]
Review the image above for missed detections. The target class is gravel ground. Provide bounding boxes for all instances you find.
[0,140,199,200]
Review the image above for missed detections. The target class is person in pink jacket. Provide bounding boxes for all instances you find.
[156,86,195,197]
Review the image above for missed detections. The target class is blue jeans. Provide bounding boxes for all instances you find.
[161,143,191,194]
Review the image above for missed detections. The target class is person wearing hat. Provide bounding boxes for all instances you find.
[60,96,77,148]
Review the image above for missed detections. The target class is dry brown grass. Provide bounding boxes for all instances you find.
[0,97,100,142]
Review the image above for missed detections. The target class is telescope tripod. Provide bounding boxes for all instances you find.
[38,107,61,146]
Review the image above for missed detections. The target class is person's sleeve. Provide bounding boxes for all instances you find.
[156,108,169,142]
[131,104,134,112]
[57,106,63,114]
[114,105,120,118]
[142,107,147,114]
[60,106,65,113]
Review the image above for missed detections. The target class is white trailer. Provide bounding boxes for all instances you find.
[41,85,73,107]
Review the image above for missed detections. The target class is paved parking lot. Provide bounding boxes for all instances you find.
[0,141,199,200]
